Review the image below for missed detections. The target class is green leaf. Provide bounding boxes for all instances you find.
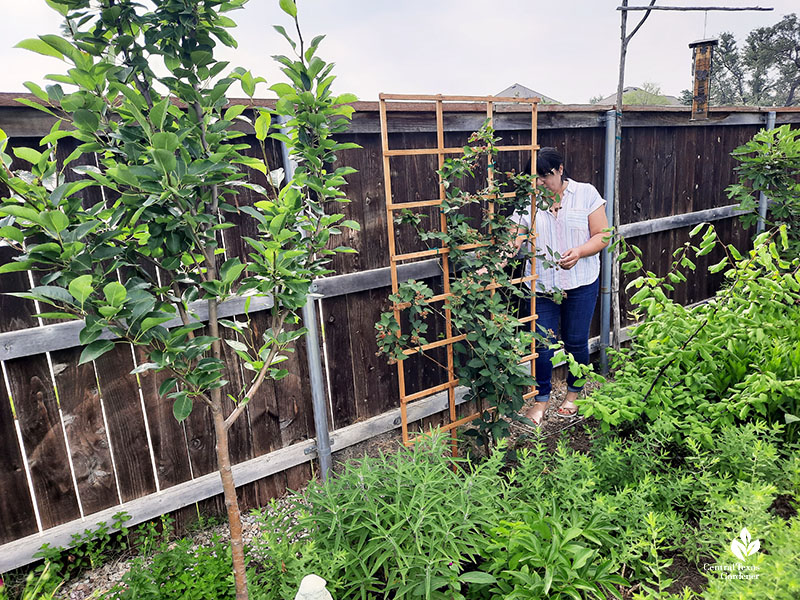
[278,0,297,18]
[15,38,64,60]
[103,281,127,306]
[458,572,497,584]
[79,339,115,365]
[152,131,179,152]
[38,35,83,65]
[334,93,358,104]
[223,104,247,121]
[34,311,79,320]
[159,378,178,396]
[341,219,360,231]
[269,83,294,97]
[708,257,728,274]
[141,316,173,333]
[220,257,246,285]
[0,226,24,243]
[689,222,705,236]
[130,362,158,375]
[0,205,44,225]
[23,82,49,102]
[13,146,43,165]
[149,98,170,130]
[68,274,94,305]
[254,111,271,141]
[224,339,249,353]
[173,395,193,422]
[73,109,100,132]
[42,210,69,233]
[151,149,177,173]
[0,259,34,274]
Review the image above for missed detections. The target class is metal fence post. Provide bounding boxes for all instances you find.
[277,116,333,481]
[756,110,777,235]
[600,109,616,374]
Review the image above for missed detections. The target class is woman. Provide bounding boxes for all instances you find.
[513,147,609,425]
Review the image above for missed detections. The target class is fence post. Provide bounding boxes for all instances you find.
[600,109,616,374]
[277,116,333,481]
[756,110,777,235]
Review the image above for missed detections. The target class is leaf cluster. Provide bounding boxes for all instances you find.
[727,124,800,259]
[582,225,800,443]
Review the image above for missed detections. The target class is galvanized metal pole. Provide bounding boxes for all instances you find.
[600,109,616,374]
[277,117,333,481]
[756,110,777,235]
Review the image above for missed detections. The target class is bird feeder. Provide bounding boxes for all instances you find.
[689,38,718,120]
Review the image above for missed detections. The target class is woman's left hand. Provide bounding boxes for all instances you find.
[558,247,582,270]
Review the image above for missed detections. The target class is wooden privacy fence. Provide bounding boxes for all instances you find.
[1,93,799,571]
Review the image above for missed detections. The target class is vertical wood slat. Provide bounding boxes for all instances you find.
[135,346,193,491]
[7,355,82,529]
[0,246,39,542]
[0,371,36,544]
[94,347,157,502]
[51,348,119,516]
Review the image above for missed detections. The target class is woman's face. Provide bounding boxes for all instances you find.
[536,164,564,195]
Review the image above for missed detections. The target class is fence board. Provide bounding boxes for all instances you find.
[7,354,81,529]
[51,347,119,516]
[134,346,193,490]
[320,295,359,429]
[94,346,156,502]
[0,367,37,544]
[347,288,400,420]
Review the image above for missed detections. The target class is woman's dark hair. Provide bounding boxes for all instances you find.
[524,147,566,180]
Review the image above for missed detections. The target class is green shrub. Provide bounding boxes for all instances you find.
[102,537,235,600]
[584,226,800,443]
[727,124,800,260]
[248,502,346,600]
[0,564,63,600]
[466,507,625,600]
[285,434,510,600]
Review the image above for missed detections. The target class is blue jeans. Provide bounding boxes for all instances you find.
[520,277,599,402]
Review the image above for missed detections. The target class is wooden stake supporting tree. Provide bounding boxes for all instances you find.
[376,94,541,449]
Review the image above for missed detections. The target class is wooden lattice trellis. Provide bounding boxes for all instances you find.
[378,93,540,447]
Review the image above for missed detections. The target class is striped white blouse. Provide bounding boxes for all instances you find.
[512,179,606,293]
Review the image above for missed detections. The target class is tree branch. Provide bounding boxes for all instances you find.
[625,0,657,43]
[224,309,289,430]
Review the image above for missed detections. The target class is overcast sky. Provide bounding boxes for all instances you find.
[0,1,795,104]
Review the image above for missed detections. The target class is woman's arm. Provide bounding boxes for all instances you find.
[558,205,609,270]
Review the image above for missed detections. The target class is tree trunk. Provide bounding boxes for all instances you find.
[209,296,249,600]
[212,398,249,600]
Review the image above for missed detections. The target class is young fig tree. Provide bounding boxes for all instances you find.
[0,0,358,597]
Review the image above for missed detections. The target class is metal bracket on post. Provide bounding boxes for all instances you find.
[756,110,777,235]
[599,109,616,374]
[277,115,333,481]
